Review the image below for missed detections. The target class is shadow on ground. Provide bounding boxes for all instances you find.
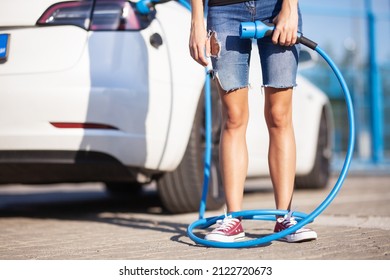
[0,182,276,248]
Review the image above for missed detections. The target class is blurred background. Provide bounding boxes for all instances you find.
[298,0,390,171]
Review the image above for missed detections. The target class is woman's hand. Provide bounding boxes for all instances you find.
[272,0,299,46]
[189,21,210,66]
[189,0,210,66]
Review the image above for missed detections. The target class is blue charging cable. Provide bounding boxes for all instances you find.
[186,20,356,248]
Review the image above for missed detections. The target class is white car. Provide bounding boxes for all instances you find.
[0,0,333,213]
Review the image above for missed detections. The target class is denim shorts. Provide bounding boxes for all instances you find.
[207,0,302,91]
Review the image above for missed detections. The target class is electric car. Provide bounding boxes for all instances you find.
[0,0,333,213]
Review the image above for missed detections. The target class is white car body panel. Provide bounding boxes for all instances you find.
[146,3,205,170]
[0,26,88,73]
[0,0,61,26]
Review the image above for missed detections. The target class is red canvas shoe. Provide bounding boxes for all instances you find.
[205,215,245,242]
[274,211,317,243]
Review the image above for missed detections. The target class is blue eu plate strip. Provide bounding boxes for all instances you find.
[0,34,10,61]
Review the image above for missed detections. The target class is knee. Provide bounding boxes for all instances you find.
[265,105,292,129]
[224,107,248,131]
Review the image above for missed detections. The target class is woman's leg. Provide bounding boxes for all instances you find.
[265,86,318,242]
[264,87,296,211]
[204,83,249,242]
[218,84,249,213]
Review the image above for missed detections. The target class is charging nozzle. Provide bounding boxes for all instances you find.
[239,20,318,50]
[239,21,274,39]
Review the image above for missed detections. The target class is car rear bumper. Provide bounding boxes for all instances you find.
[0,150,149,184]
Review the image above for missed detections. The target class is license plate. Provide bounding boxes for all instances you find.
[0,34,10,62]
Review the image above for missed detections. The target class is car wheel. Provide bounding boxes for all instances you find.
[295,107,331,189]
[157,85,225,214]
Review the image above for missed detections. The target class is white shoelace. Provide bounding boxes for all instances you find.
[278,211,297,227]
[215,208,240,230]
[215,215,239,231]
[281,217,297,227]
[280,211,313,234]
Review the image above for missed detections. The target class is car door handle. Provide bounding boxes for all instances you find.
[150,33,163,49]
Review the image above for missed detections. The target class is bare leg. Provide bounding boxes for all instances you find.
[217,83,249,213]
[264,87,296,211]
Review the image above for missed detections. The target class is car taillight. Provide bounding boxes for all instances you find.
[37,0,140,31]
[37,1,94,29]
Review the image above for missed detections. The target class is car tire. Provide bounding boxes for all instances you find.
[295,107,331,189]
[157,86,225,214]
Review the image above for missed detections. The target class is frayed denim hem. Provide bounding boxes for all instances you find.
[262,83,298,89]
[211,70,249,93]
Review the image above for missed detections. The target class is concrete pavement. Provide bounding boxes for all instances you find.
[0,174,389,260]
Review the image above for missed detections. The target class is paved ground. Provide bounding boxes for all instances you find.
[0,173,389,260]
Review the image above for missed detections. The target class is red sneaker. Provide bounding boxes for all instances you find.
[274,212,317,243]
[205,215,245,242]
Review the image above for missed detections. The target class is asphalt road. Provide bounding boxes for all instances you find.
[0,174,389,260]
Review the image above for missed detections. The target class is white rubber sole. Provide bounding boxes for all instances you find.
[205,232,246,242]
[281,230,318,243]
